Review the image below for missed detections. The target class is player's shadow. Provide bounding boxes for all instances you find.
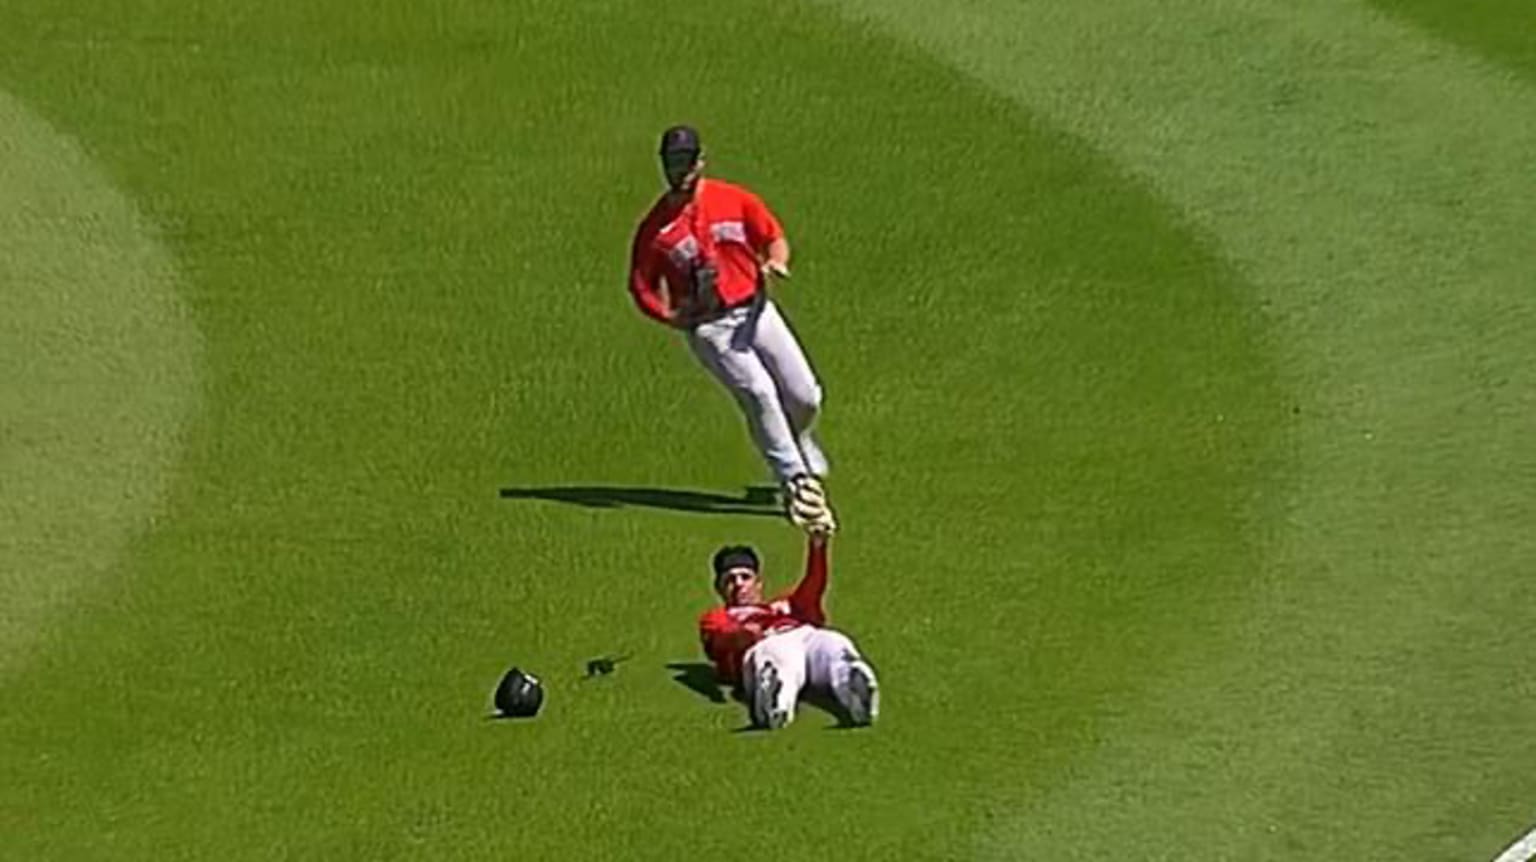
[498,484,781,517]
[667,661,730,704]
[666,661,857,730]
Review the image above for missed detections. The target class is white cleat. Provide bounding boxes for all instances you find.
[750,661,791,730]
[837,661,880,727]
[784,473,824,505]
[785,474,830,530]
[797,474,825,502]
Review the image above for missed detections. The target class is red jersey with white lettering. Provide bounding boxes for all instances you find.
[698,539,828,685]
[629,179,784,325]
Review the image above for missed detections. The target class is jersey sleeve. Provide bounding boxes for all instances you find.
[699,608,756,684]
[741,190,783,250]
[784,536,828,627]
[629,221,674,325]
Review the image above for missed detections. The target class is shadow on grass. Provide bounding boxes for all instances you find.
[667,661,729,704]
[499,484,781,517]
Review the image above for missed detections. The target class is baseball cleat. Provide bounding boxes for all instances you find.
[785,474,830,530]
[808,505,837,536]
[836,660,879,727]
[788,496,828,529]
[794,473,825,502]
[750,661,790,730]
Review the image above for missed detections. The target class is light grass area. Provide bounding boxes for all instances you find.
[0,87,201,678]
[0,0,1530,858]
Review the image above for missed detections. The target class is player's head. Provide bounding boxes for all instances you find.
[658,124,705,194]
[712,544,763,606]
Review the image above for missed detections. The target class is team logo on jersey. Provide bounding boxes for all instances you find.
[711,221,746,244]
[665,235,700,268]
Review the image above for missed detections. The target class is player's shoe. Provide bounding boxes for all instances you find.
[749,660,791,730]
[785,474,829,530]
[782,473,824,504]
[835,660,880,727]
[794,473,825,501]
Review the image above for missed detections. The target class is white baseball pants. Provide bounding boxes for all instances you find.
[741,625,871,724]
[687,299,828,485]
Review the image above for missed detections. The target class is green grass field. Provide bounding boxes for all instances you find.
[3,0,1534,858]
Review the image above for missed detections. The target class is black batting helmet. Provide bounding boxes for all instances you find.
[493,667,544,718]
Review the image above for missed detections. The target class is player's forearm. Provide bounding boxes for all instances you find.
[632,293,674,325]
[629,270,676,325]
[765,237,790,268]
[760,238,791,280]
[704,629,757,685]
[788,536,829,624]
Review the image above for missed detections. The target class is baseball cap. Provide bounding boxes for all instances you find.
[712,544,760,584]
[659,124,702,157]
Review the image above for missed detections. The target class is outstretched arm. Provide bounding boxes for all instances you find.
[786,533,829,626]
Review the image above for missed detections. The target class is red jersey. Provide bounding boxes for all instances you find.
[629,179,784,325]
[698,539,828,685]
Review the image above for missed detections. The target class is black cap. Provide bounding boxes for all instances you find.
[659,124,702,157]
[712,545,760,583]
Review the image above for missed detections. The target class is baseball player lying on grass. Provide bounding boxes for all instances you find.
[697,495,879,730]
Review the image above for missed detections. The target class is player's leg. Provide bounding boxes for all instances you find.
[687,309,810,485]
[748,300,829,478]
[741,629,811,729]
[805,627,879,726]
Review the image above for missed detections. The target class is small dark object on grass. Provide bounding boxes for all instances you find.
[493,667,544,718]
[584,654,631,678]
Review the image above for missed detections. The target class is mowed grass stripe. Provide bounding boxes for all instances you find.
[819,0,1536,857]
[1372,0,1536,81]
[0,87,201,678]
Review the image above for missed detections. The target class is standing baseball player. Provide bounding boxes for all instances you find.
[697,507,880,730]
[629,125,829,508]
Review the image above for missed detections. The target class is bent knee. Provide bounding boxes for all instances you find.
[786,380,823,415]
[732,379,783,409]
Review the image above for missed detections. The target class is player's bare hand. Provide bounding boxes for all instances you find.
[761,260,791,280]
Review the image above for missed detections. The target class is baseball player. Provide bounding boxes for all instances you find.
[697,511,880,730]
[629,125,829,507]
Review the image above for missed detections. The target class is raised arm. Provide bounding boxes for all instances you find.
[786,533,829,626]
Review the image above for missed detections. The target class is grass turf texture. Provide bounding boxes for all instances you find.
[1,1,1532,859]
